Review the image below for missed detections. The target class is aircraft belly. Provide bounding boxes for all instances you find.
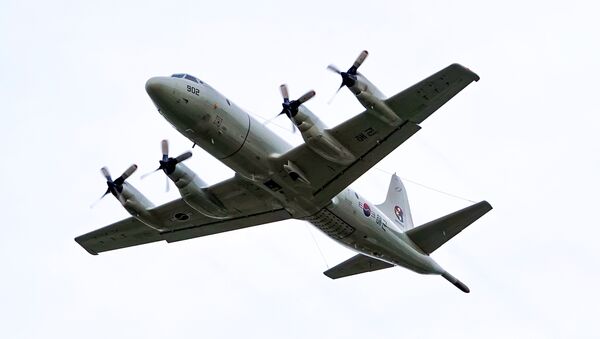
[303,208,357,240]
[308,202,443,275]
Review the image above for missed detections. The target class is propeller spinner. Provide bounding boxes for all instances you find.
[276,84,315,132]
[327,50,368,103]
[279,84,316,118]
[92,164,138,207]
[141,140,192,192]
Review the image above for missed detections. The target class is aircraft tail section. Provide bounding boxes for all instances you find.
[376,173,414,230]
[442,272,470,293]
[406,201,492,254]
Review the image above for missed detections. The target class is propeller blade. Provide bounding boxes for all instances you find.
[161,139,169,161]
[175,151,192,163]
[280,84,289,101]
[327,83,344,105]
[262,114,279,126]
[101,167,112,181]
[352,50,369,70]
[296,90,316,104]
[327,64,342,74]
[120,164,138,181]
[166,176,170,192]
[90,189,111,208]
[140,168,161,179]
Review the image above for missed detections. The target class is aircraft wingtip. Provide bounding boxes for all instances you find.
[74,236,99,255]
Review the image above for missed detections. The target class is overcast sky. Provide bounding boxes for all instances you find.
[1,0,599,338]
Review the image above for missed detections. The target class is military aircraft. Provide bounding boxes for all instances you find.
[76,51,492,293]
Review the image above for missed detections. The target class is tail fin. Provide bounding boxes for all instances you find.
[376,173,414,230]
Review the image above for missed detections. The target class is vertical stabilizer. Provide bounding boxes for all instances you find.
[376,173,414,230]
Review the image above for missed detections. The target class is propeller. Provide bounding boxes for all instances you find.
[276,84,315,132]
[92,164,138,207]
[141,139,193,192]
[327,50,368,103]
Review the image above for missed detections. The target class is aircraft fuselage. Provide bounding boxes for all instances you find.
[145,75,444,276]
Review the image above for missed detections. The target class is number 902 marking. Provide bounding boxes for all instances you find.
[187,85,200,96]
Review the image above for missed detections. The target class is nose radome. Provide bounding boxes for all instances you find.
[145,77,171,99]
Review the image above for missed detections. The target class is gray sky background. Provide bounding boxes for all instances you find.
[1,0,599,338]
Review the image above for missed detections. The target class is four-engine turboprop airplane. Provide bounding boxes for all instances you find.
[76,51,492,293]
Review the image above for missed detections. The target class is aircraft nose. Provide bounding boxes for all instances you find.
[145,77,170,98]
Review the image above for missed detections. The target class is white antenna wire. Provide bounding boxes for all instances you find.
[304,224,329,269]
[372,167,477,203]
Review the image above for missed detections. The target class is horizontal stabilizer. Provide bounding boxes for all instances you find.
[406,201,492,254]
[324,254,394,279]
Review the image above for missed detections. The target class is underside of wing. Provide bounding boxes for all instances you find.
[324,254,394,279]
[272,64,479,206]
[76,176,291,255]
[75,217,163,255]
[385,63,479,124]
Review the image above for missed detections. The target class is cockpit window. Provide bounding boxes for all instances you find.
[184,74,197,82]
[185,74,204,84]
[170,73,204,84]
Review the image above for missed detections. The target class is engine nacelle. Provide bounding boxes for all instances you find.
[349,74,400,124]
[168,163,230,219]
[292,106,355,165]
[119,183,165,231]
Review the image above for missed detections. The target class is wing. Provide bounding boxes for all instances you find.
[385,63,480,123]
[324,254,394,279]
[75,176,291,255]
[272,64,479,206]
